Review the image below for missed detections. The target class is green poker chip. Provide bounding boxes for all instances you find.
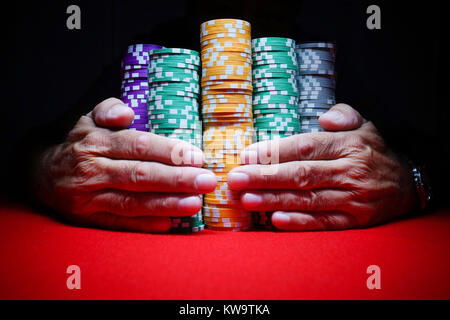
[149,48,200,57]
[148,66,200,75]
[253,51,297,59]
[253,60,298,68]
[150,109,199,115]
[252,45,296,53]
[148,76,199,84]
[253,108,298,115]
[253,72,296,80]
[151,123,202,130]
[252,103,297,110]
[148,90,199,99]
[253,88,298,95]
[253,96,297,103]
[149,114,200,122]
[252,37,296,47]
[149,62,200,70]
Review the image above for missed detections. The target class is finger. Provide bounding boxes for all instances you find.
[240,132,347,164]
[77,129,205,167]
[86,191,203,217]
[92,158,217,193]
[240,189,350,211]
[90,97,135,128]
[227,160,348,190]
[319,103,365,131]
[271,211,358,231]
[74,212,172,233]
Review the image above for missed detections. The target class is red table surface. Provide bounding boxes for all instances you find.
[0,201,449,300]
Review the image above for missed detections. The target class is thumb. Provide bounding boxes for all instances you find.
[90,97,135,128]
[318,103,365,131]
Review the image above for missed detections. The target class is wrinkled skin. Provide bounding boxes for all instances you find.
[228,104,418,231]
[33,98,217,233]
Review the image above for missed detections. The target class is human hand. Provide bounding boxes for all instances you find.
[33,98,217,233]
[227,104,418,231]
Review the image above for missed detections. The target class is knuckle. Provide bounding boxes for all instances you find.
[295,136,315,159]
[130,162,151,185]
[80,131,110,154]
[132,133,151,158]
[293,163,309,189]
[116,192,134,214]
[304,190,324,211]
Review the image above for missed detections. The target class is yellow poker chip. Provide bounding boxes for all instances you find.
[203,198,241,206]
[203,220,253,228]
[202,89,250,96]
[200,32,252,42]
[204,215,252,223]
[201,19,251,31]
[201,38,251,47]
[201,46,252,54]
[202,93,251,100]
[203,206,251,216]
[202,82,253,90]
[200,18,254,230]
[201,74,252,82]
[202,51,251,61]
[202,67,251,77]
[203,61,251,68]
[202,107,252,114]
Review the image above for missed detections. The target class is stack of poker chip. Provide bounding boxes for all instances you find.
[251,37,300,142]
[147,48,204,233]
[251,37,301,229]
[295,42,336,133]
[120,44,163,131]
[200,19,254,231]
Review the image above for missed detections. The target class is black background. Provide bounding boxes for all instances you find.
[2,0,448,205]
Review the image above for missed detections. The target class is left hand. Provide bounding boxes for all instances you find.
[227,104,418,231]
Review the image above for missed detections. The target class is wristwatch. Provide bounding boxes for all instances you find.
[408,160,433,211]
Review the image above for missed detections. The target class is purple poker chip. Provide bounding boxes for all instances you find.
[121,64,147,72]
[121,79,148,88]
[127,44,163,53]
[125,51,150,57]
[124,102,147,110]
[121,91,148,99]
[121,78,147,85]
[121,83,149,92]
[121,59,148,68]
[123,69,148,80]
[122,98,147,104]
[131,115,148,124]
[128,123,150,131]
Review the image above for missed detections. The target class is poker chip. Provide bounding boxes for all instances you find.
[146,47,204,233]
[295,42,336,133]
[120,44,163,127]
[249,38,302,229]
[200,19,254,230]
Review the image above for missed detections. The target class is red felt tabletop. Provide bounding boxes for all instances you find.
[0,201,449,300]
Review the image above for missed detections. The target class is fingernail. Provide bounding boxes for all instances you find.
[321,110,345,124]
[272,212,290,225]
[227,172,249,189]
[108,104,130,119]
[183,150,203,165]
[178,195,202,212]
[242,192,263,209]
[194,173,217,192]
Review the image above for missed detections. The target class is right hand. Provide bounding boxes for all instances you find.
[33,98,217,233]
